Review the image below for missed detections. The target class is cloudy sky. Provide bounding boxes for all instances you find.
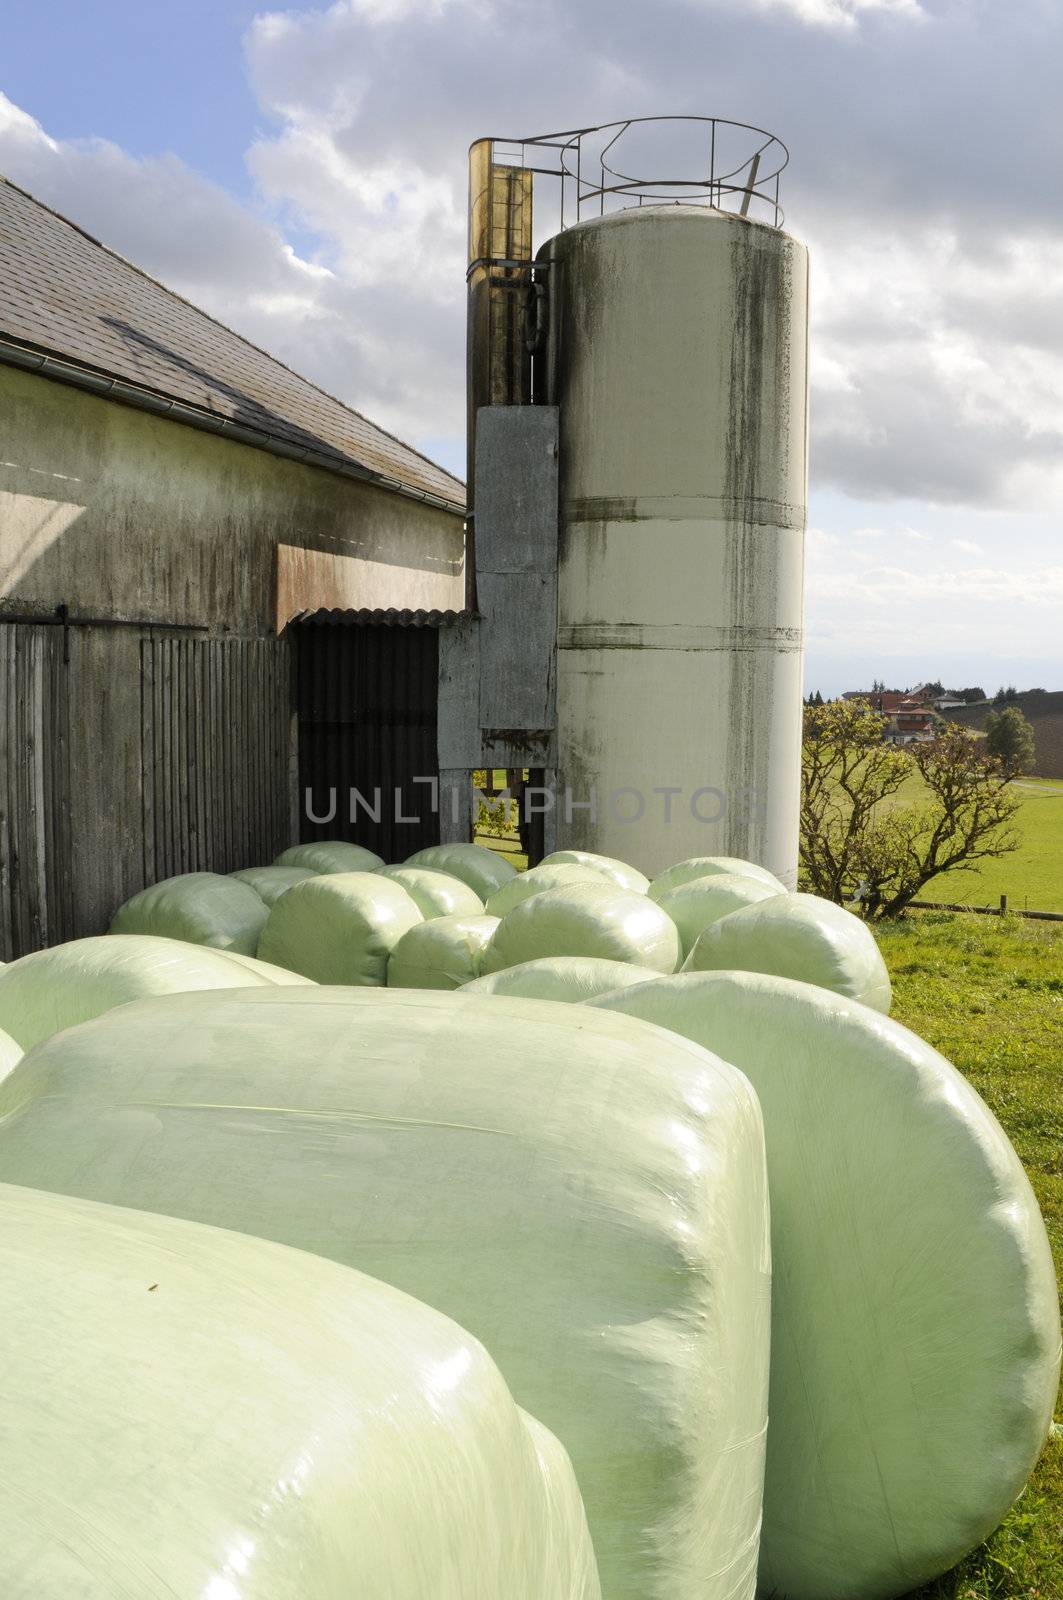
[2,0,1060,696]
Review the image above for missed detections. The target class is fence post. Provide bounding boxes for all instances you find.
[1000,893,1008,915]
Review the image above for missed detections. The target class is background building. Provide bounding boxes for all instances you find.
[0,175,465,958]
[842,689,936,745]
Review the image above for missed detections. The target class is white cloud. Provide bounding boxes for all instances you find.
[238,0,1063,510]
[808,223,1063,510]
[3,0,1063,517]
[804,505,1063,679]
[0,90,58,151]
[0,88,463,453]
[748,0,922,29]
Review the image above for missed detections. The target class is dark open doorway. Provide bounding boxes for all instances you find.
[295,617,441,862]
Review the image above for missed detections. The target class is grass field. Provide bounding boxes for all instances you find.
[478,769,1063,910]
[879,912,1063,1598]
[932,779,1063,915]
[874,774,1063,915]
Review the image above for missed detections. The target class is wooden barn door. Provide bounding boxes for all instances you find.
[295,620,440,861]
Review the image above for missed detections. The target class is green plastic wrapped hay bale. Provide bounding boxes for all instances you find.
[404,842,518,900]
[684,891,892,1012]
[257,872,421,985]
[647,855,787,902]
[481,883,680,977]
[0,987,771,1600]
[0,1182,600,1600]
[0,1026,21,1086]
[231,864,318,906]
[590,971,1061,1600]
[110,871,268,954]
[213,950,317,986]
[388,915,500,990]
[656,873,780,959]
[463,956,664,1004]
[485,862,607,919]
[540,849,649,894]
[0,934,309,1052]
[377,865,485,918]
[275,839,385,874]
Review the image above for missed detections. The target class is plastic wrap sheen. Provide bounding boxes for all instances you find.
[403,843,519,900]
[257,872,422,984]
[655,874,779,958]
[683,891,892,1012]
[376,865,486,918]
[211,950,317,985]
[275,840,385,874]
[388,915,501,989]
[540,850,649,893]
[0,986,772,1600]
[590,971,1061,1600]
[231,865,318,905]
[0,1027,21,1086]
[647,857,787,903]
[485,862,608,919]
[463,956,665,1004]
[109,872,268,954]
[481,883,680,976]
[0,1181,600,1600]
[0,934,311,1050]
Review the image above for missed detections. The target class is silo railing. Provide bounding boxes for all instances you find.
[477,116,789,241]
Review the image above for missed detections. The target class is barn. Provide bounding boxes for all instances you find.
[0,175,466,958]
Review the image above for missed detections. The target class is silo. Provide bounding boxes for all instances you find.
[542,203,809,884]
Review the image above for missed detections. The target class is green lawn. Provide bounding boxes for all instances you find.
[874,774,1063,915]
[878,912,1063,1598]
[474,767,1063,908]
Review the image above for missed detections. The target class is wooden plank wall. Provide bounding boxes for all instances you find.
[141,633,291,886]
[0,623,71,954]
[0,622,292,960]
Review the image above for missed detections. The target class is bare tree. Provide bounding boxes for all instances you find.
[801,701,1020,919]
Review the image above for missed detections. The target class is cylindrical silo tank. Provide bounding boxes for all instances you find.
[542,204,809,885]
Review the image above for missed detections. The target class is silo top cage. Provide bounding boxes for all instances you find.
[463,116,790,597]
[471,117,788,255]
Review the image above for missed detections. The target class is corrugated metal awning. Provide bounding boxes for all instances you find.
[294,607,474,628]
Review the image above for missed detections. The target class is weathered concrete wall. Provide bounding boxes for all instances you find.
[0,364,464,627]
[0,367,464,953]
[546,205,809,884]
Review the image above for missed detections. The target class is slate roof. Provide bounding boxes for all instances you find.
[0,174,465,512]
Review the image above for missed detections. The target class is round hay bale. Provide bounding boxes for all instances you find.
[647,854,787,902]
[485,862,606,920]
[403,842,519,900]
[108,872,268,955]
[463,955,662,1004]
[257,872,422,984]
[656,872,779,959]
[376,865,485,919]
[275,840,385,874]
[387,914,501,990]
[540,850,649,894]
[591,970,1061,1600]
[0,933,304,1051]
[481,883,679,976]
[684,891,892,1012]
[231,865,318,906]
